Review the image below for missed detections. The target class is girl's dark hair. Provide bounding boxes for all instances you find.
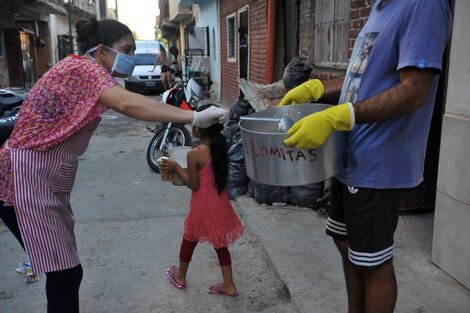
[76,18,133,54]
[197,104,228,194]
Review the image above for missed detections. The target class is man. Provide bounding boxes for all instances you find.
[280,0,452,312]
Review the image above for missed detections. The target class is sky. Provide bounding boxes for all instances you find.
[115,0,160,40]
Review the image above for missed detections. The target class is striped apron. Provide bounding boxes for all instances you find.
[10,118,100,274]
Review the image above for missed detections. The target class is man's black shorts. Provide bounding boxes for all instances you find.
[326,178,404,268]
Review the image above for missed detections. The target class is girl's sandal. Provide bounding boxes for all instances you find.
[166,266,187,289]
[207,283,239,297]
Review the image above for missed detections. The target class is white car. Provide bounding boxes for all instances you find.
[124,40,165,94]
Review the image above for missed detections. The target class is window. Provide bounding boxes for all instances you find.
[0,22,4,58]
[99,0,106,18]
[314,0,350,68]
[135,53,157,65]
[227,14,236,61]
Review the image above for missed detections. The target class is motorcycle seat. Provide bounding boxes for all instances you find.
[0,96,23,111]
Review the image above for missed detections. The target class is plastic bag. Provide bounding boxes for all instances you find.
[290,182,325,209]
[228,185,248,200]
[224,124,250,200]
[252,182,290,205]
[229,96,254,125]
[283,57,313,90]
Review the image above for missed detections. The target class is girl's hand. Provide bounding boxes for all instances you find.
[161,159,179,173]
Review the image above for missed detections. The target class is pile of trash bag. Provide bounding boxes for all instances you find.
[245,180,327,209]
[223,122,249,200]
[224,61,329,210]
[228,96,254,126]
[283,57,313,90]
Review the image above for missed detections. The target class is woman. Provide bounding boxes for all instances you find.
[0,18,226,313]
[152,48,172,90]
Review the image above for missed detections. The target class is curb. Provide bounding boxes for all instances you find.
[232,197,302,313]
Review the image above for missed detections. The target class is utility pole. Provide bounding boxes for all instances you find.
[114,0,119,19]
[67,0,73,54]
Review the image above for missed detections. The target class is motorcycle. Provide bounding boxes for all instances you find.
[145,77,204,172]
[0,88,27,147]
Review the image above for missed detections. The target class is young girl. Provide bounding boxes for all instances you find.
[161,104,244,297]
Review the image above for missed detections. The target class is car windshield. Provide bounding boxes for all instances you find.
[135,53,157,65]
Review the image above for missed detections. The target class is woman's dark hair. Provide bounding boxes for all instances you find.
[76,18,133,54]
[197,104,228,194]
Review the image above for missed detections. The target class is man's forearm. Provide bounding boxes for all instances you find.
[321,76,345,100]
[353,68,434,124]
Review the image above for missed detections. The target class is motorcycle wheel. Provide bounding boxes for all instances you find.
[146,124,191,172]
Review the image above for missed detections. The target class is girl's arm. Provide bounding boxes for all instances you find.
[185,150,200,191]
[162,150,200,191]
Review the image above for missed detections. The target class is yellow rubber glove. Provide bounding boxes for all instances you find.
[279,79,325,106]
[284,103,355,149]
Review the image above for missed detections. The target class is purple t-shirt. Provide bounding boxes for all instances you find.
[336,0,452,189]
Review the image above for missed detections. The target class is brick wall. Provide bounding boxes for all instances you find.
[219,0,268,106]
[298,0,312,59]
[349,0,373,56]
[219,0,373,104]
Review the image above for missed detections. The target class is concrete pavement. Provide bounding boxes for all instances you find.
[234,196,470,312]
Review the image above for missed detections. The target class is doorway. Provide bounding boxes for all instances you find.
[238,7,249,80]
[4,28,37,88]
[285,0,299,65]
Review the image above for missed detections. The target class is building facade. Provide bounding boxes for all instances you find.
[0,0,115,88]
[0,0,68,88]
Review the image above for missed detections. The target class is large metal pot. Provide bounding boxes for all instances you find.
[239,104,345,186]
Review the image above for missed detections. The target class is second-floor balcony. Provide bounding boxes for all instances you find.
[14,0,68,15]
[64,0,96,17]
[168,0,192,22]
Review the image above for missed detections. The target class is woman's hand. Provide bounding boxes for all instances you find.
[192,106,229,128]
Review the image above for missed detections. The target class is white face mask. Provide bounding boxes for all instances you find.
[86,45,136,77]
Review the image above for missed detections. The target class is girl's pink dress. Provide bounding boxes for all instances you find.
[183,147,244,249]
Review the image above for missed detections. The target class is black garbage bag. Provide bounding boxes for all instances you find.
[290,182,325,209]
[228,185,248,200]
[245,180,255,198]
[283,57,313,90]
[228,161,249,185]
[253,182,290,205]
[228,138,244,162]
[225,124,250,200]
[229,96,254,125]
[222,123,243,147]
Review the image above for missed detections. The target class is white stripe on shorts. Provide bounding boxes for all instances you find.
[326,217,347,236]
[348,244,394,267]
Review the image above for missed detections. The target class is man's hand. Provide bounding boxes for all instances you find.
[284,103,355,149]
[279,79,325,106]
[192,106,229,128]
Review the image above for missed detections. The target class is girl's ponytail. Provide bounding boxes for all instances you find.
[196,104,228,194]
[210,132,228,194]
